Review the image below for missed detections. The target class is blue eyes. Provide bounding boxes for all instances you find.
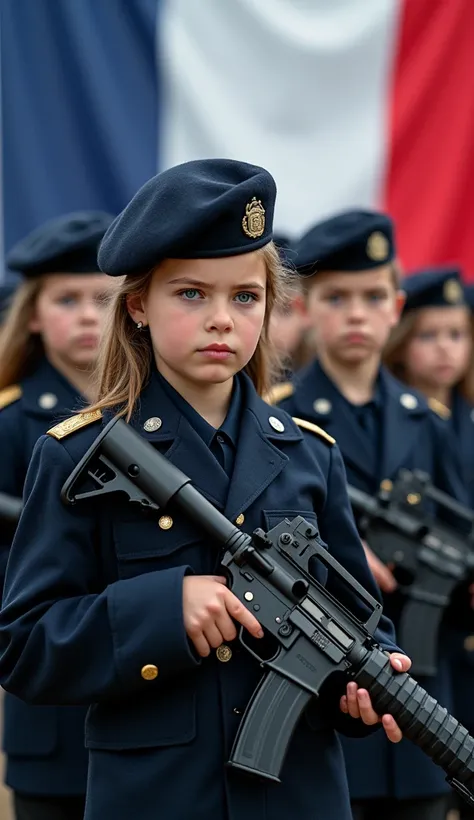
[417,330,467,342]
[180,290,257,304]
[325,293,386,305]
[57,296,77,306]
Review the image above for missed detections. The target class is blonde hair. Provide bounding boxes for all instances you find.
[0,279,44,389]
[383,307,474,405]
[89,243,292,419]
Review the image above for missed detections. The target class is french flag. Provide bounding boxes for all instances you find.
[2,0,473,279]
[161,0,474,276]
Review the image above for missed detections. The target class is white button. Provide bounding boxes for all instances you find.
[313,398,331,415]
[143,417,162,432]
[400,393,418,410]
[38,392,58,410]
[269,416,285,433]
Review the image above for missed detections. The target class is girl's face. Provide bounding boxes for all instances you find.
[127,253,267,390]
[29,274,114,369]
[304,266,404,366]
[404,306,472,390]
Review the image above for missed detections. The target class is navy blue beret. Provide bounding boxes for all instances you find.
[295,210,395,274]
[98,159,276,277]
[7,211,114,277]
[463,284,474,312]
[402,267,466,313]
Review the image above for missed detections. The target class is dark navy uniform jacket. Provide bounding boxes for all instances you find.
[0,369,398,820]
[276,359,470,801]
[0,357,89,796]
[447,389,474,733]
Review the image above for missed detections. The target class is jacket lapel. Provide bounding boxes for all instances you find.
[379,368,428,481]
[224,375,300,522]
[111,375,230,509]
[291,360,376,483]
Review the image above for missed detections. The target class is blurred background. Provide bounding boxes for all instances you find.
[2,0,474,279]
[0,0,473,816]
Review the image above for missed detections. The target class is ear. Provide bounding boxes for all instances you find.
[126,292,148,327]
[395,290,406,319]
[292,294,307,316]
[291,294,312,328]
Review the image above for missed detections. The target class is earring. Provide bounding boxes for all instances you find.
[136,321,143,330]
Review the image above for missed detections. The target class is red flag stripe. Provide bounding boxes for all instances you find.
[383,0,474,279]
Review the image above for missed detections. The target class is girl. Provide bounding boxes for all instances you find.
[384,265,474,820]
[0,211,114,820]
[0,160,408,820]
[384,266,474,504]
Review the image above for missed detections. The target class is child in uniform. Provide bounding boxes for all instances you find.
[0,211,114,820]
[0,162,408,820]
[270,211,469,820]
[384,266,474,820]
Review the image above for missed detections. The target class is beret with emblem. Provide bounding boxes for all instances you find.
[7,211,114,277]
[98,159,276,277]
[402,267,466,313]
[295,210,395,274]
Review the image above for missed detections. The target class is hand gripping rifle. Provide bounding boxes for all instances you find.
[348,471,474,678]
[61,418,474,806]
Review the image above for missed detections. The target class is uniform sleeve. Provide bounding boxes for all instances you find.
[431,413,470,516]
[0,406,27,592]
[0,435,200,706]
[315,442,401,738]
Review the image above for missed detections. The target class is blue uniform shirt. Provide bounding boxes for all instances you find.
[158,371,242,477]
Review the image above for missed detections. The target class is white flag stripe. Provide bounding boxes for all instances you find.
[160,0,401,237]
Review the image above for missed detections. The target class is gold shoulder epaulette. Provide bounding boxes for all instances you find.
[428,397,451,420]
[292,416,335,446]
[265,381,295,405]
[0,384,22,410]
[47,409,102,441]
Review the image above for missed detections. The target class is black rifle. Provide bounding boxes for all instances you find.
[0,493,22,526]
[348,472,474,678]
[61,417,474,806]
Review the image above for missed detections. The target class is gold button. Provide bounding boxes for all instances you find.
[158,515,173,530]
[141,664,159,681]
[380,479,393,492]
[216,644,232,663]
[464,636,474,652]
[406,493,421,505]
[236,513,245,526]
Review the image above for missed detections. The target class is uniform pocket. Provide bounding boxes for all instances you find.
[112,513,216,578]
[85,679,196,750]
[261,509,328,587]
